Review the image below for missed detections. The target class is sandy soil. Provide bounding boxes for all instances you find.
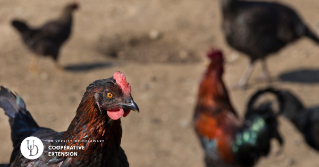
[0,0,319,166]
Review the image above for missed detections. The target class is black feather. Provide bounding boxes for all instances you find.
[278,90,319,151]
[221,0,319,61]
[0,86,39,164]
[11,20,30,33]
[10,3,77,62]
[233,87,284,166]
[0,84,130,167]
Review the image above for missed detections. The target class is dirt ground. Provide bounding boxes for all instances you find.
[0,0,319,166]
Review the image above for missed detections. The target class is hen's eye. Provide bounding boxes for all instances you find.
[107,93,113,98]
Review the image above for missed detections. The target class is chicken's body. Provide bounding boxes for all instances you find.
[194,49,283,167]
[276,90,319,151]
[11,2,78,72]
[0,71,139,167]
[220,0,319,88]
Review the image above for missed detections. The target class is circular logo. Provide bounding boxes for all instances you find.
[20,136,44,159]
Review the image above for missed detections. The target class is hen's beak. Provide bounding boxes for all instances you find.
[120,99,139,112]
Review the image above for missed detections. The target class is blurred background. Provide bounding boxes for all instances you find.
[0,0,319,166]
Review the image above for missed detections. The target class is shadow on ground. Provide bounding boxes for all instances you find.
[96,33,201,64]
[64,62,112,72]
[279,69,319,83]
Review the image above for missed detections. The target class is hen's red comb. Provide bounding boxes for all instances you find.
[113,71,131,96]
[207,48,223,60]
[72,1,80,9]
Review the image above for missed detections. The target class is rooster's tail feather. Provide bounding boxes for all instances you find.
[246,87,285,115]
[245,87,284,146]
[249,88,305,130]
[233,87,284,166]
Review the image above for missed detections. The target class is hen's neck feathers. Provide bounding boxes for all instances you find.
[220,0,238,17]
[61,91,122,165]
[220,0,237,9]
[59,7,74,24]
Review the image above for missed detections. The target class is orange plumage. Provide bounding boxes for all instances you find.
[194,48,240,164]
[194,48,283,167]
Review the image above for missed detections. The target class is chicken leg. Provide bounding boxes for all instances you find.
[260,59,271,82]
[232,61,254,89]
[227,50,239,63]
[29,54,39,73]
[54,61,65,73]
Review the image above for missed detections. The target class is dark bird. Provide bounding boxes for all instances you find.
[193,48,283,167]
[271,89,319,151]
[11,2,79,73]
[219,0,319,89]
[0,71,139,167]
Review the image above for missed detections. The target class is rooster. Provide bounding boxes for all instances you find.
[219,0,319,89]
[194,48,283,167]
[271,89,319,151]
[11,2,79,72]
[0,71,139,167]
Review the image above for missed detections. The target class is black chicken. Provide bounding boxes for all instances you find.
[11,2,79,72]
[0,71,139,167]
[272,89,319,151]
[219,0,319,88]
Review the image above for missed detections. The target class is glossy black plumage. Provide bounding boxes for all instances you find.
[0,75,135,167]
[11,2,78,71]
[276,90,319,151]
[220,0,319,88]
[234,88,284,167]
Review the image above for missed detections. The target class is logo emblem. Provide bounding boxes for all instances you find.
[20,136,44,159]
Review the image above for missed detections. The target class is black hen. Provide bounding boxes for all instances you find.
[219,0,319,88]
[274,89,319,151]
[0,71,139,167]
[11,2,79,72]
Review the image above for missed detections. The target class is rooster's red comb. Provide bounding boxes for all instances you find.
[207,48,223,60]
[113,71,131,96]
